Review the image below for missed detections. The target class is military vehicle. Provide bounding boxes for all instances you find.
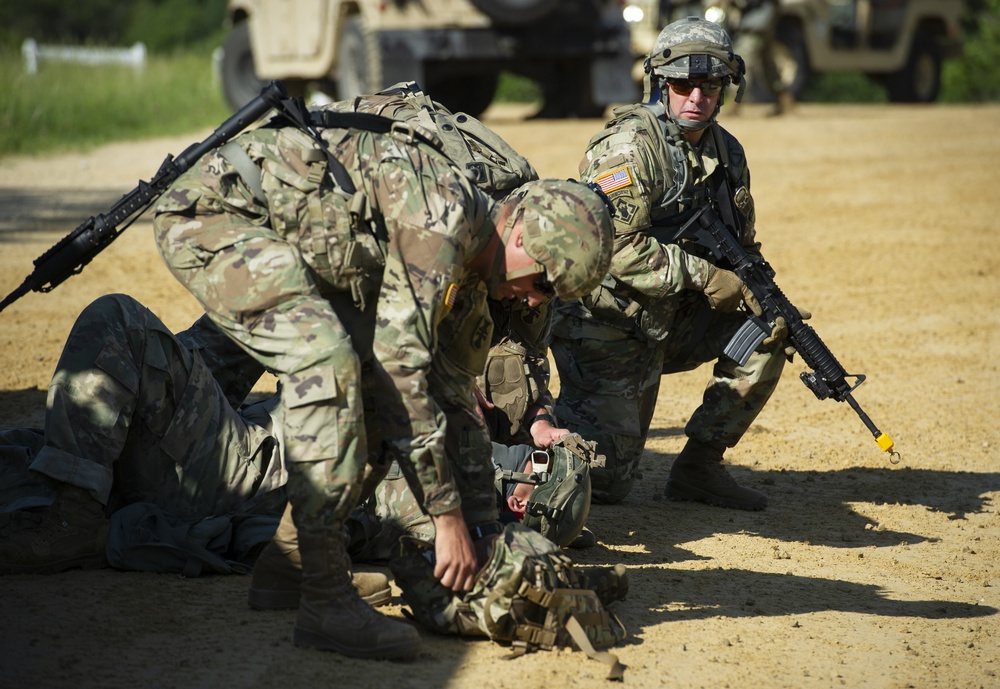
[622,0,963,102]
[219,0,638,116]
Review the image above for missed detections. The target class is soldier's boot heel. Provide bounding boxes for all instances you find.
[248,503,391,610]
[293,528,420,660]
[664,439,768,511]
[0,484,109,575]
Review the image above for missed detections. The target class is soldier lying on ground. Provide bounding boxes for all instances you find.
[0,294,627,672]
[0,294,601,574]
[0,294,387,600]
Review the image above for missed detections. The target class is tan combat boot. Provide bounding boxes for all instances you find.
[293,527,421,659]
[772,90,795,116]
[664,439,768,511]
[248,503,391,610]
[0,484,109,574]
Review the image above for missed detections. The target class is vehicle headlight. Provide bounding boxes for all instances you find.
[704,5,727,25]
[622,5,645,23]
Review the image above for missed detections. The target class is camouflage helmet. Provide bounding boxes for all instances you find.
[493,435,595,547]
[646,16,745,82]
[493,179,613,300]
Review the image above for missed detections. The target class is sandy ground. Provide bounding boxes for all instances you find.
[0,102,998,689]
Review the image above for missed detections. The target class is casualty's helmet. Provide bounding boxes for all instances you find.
[643,16,747,126]
[491,179,613,300]
[493,434,595,547]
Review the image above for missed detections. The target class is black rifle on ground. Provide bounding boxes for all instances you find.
[670,204,900,462]
[0,80,288,314]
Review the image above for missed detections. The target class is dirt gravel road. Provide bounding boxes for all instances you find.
[1,102,998,689]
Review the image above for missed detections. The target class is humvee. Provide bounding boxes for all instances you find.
[622,0,964,102]
[219,0,638,116]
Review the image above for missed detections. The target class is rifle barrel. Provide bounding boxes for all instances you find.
[0,81,288,314]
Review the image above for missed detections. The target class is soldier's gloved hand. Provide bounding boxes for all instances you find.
[761,308,812,360]
[703,265,762,316]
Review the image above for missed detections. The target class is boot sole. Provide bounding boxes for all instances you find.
[292,626,420,660]
[664,479,767,511]
[0,553,107,575]
[249,586,392,610]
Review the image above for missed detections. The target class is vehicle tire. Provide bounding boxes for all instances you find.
[221,21,268,111]
[424,71,499,118]
[336,15,382,100]
[534,65,605,119]
[468,0,559,25]
[883,33,941,103]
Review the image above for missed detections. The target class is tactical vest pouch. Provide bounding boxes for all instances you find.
[264,150,384,310]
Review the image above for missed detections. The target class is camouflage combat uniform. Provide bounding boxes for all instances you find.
[0,293,284,520]
[153,118,504,533]
[550,105,786,503]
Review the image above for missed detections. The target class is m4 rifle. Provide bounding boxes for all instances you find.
[674,204,900,463]
[0,80,288,313]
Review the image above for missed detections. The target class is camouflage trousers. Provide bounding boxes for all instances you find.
[551,294,785,503]
[155,205,379,529]
[0,294,284,519]
[348,400,500,562]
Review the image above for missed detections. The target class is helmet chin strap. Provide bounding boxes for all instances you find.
[666,98,718,132]
[485,206,545,293]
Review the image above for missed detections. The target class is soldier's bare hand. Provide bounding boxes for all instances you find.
[472,387,494,423]
[431,509,478,592]
[530,419,570,449]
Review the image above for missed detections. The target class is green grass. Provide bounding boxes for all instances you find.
[495,72,542,104]
[0,46,230,158]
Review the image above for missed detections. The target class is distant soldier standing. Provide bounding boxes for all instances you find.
[551,17,802,509]
[153,101,612,660]
[731,0,794,115]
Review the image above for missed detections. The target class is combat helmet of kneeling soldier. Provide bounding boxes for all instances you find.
[643,16,748,131]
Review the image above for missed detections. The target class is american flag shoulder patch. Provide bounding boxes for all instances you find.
[594,166,633,194]
[444,283,459,308]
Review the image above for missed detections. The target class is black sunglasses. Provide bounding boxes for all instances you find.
[533,276,555,298]
[666,78,725,96]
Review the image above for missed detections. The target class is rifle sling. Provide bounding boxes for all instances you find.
[239,102,446,205]
[218,141,267,206]
[655,125,747,367]
[709,124,746,245]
